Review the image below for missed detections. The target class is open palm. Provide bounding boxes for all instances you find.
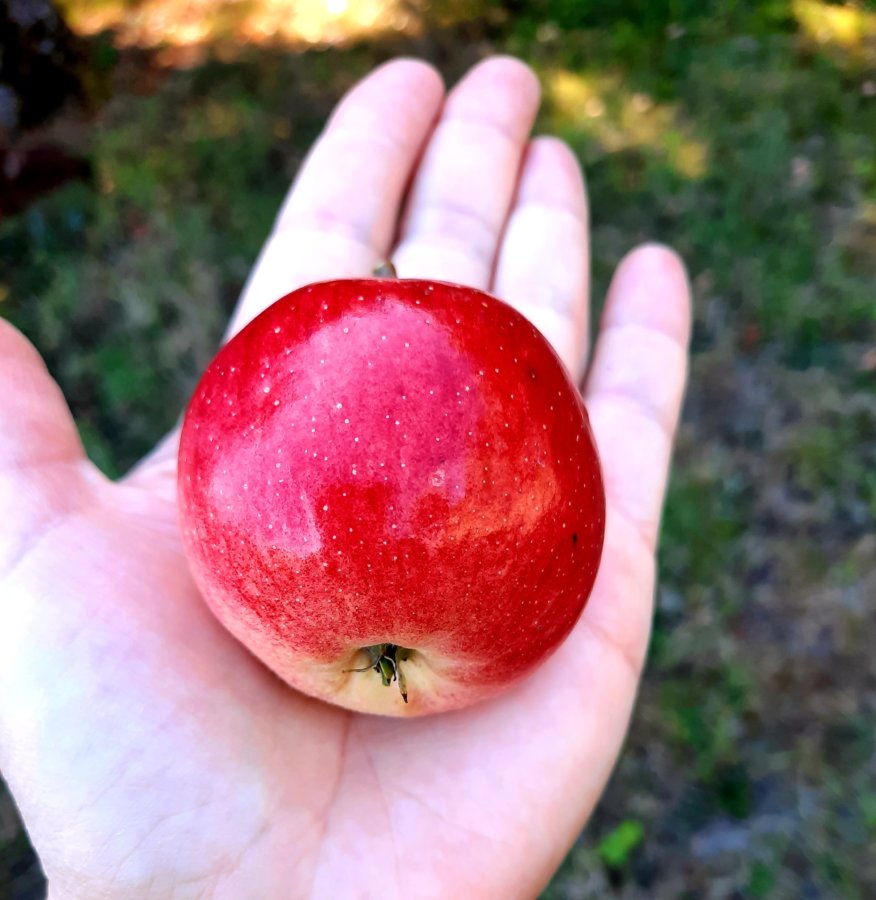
[0,58,690,898]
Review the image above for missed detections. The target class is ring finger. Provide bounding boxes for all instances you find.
[492,136,590,378]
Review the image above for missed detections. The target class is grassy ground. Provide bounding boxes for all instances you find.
[2,1,875,896]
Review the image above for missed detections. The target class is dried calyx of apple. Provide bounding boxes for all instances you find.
[347,643,412,703]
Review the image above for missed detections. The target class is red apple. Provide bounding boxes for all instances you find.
[178,277,605,716]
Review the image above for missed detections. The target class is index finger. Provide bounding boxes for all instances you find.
[228,58,445,337]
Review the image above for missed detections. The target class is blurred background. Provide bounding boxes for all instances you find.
[1,0,874,897]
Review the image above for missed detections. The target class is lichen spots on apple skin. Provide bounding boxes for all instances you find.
[178,278,605,714]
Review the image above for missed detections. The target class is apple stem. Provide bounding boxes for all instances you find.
[347,643,409,703]
[372,260,398,278]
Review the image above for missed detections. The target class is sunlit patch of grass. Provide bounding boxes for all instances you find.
[62,0,419,52]
[543,68,708,177]
[793,0,876,66]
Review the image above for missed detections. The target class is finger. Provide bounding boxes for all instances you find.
[228,58,445,337]
[0,319,101,573]
[493,136,589,378]
[585,244,692,552]
[390,56,540,288]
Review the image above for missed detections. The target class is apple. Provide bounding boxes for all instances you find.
[178,276,605,716]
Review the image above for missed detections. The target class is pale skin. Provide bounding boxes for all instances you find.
[0,57,691,898]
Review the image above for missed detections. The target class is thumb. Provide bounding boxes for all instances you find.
[0,318,104,573]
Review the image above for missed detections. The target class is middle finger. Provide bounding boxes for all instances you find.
[391,57,541,288]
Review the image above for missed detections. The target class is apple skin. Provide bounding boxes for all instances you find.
[178,278,605,716]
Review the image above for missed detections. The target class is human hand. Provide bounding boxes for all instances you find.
[0,57,690,898]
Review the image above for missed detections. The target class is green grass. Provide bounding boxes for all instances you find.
[2,1,876,896]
